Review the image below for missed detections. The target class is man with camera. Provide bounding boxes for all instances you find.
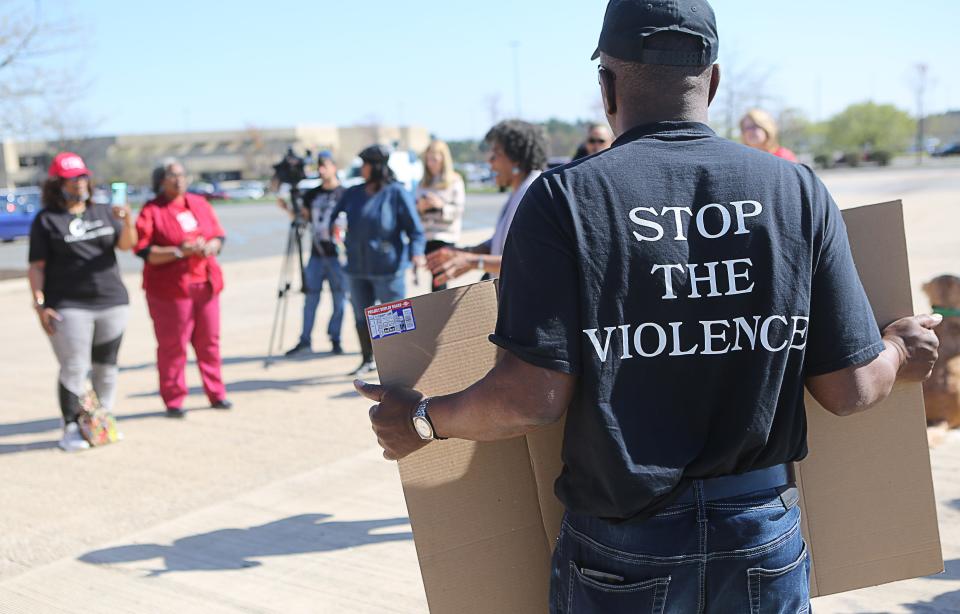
[277,152,347,356]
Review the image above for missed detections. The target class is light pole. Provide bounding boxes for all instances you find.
[915,63,928,165]
[510,41,521,118]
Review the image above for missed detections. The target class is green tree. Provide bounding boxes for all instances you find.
[448,139,482,165]
[826,102,916,156]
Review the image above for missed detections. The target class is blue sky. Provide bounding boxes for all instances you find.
[19,0,960,140]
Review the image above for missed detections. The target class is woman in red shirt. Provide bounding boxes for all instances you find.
[740,108,799,163]
[134,159,231,417]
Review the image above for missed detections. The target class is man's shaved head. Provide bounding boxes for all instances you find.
[598,32,720,135]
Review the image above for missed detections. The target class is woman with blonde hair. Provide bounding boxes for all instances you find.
[415,140,465,291]
[740,109,798,162]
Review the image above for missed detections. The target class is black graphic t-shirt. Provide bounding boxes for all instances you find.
[491,122,884,521]
[28,203,129,309]
[303,185,344,258]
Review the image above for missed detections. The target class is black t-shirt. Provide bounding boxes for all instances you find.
[28,204,129,309]
[491,122,884,521]
[303,185,344,258]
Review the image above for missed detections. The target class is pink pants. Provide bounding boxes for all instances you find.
[147,282,226,409]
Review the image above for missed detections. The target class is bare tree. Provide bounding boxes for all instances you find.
[242,124,274,179]
[0,1,89,138]
[711,50,775,139]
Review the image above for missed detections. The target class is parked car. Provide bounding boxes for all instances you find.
[933,143,960,158]
[188,182,230,201]
[343,150,424,192]
[0,187,41,242]
[220,180,266,201]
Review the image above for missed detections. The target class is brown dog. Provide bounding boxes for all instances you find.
[921,275,960,444]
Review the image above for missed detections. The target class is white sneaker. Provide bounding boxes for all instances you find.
[59,422,90,452]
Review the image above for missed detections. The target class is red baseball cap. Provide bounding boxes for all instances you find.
[48,152,90,179]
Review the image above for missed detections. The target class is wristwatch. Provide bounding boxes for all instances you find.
[173,248,184,259]
[412,397,446,441]
[476,256,485,271]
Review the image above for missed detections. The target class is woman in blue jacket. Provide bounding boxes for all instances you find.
[333,145,425,375]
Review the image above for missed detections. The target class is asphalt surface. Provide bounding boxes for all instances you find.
[1,164,960,611]
[0,193,507,276]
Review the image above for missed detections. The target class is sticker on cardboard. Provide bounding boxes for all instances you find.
[366,299,417,340]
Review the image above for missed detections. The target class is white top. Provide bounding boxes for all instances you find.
[415,175,466,244]
[489,170,541,256]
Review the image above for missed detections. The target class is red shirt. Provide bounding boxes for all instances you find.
[772,146,799,163]
[135,193,226,299]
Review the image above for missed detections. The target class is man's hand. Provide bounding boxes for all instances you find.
[882,314,941,381]
[427,247,473,287]
[355,380,430,461]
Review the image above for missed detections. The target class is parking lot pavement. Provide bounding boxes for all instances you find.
[3,161,960,611]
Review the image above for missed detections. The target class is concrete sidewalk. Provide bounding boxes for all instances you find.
[2,166,960,612]
[0,250,462,613]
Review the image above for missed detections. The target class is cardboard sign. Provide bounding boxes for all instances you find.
[372,201,943,613]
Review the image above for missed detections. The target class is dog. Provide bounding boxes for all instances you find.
[921,275,960,446]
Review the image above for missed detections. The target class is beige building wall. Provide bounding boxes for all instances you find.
[0,124,429,188]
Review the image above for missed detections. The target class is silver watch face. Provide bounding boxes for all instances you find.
[413,416,434,440]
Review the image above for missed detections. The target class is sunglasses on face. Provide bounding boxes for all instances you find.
[588,138,609,145]
[64,175,89,183]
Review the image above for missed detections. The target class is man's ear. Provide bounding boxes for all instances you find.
[600,70,618,118]
[707,64,721,106]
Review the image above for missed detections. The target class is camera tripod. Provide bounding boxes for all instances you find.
[264,188,308,368]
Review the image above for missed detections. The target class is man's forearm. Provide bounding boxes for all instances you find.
[851,340,902,413]
[429,353,574,441]
[807,339,901,417]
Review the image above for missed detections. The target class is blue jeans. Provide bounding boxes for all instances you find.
[550,484,809,614]
[347,274,407,323]
[300,255,347,346]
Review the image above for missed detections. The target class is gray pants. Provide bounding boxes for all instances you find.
[48,305,129,423]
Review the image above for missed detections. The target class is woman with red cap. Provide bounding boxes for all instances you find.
[28,152,137,451]
[134,159,231,417]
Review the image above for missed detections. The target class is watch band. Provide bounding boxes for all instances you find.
[476,256,485,271]
[415,397,447,441]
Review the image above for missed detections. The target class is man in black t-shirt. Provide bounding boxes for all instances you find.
[278,152,347,356]
[355,2,939,611]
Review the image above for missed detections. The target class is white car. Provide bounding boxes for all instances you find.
[220,180,266,200]
[343,150,424,192]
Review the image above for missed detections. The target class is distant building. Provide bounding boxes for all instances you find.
[0,124,431,188]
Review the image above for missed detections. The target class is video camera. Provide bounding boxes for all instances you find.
[273,148,307,187]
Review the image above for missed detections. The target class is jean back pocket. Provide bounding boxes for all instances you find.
[569,562,670,614]
[748,542,810,614]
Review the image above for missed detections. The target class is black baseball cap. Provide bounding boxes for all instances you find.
[591,0,719,66]
[358,144,391,164]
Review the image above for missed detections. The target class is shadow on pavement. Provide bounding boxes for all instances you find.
[127,373,354,398]
[900,590,960,612]
[0,409,202,455]
[78,513,412,576]
[0,440,60,454]
[119,351,352,373]
[927,558,960,581]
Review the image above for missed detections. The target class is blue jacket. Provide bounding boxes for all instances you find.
[332,182,426,278]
